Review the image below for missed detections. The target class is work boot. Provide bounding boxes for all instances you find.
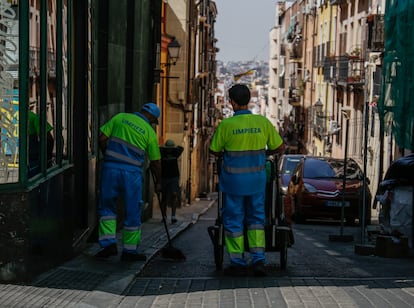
[251,262,266,277]
[223,264,247,277]
[121,252,147,262]
[94,243,118,259]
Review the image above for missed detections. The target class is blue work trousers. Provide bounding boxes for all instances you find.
[222,191,266,266]
[98,166,143,251]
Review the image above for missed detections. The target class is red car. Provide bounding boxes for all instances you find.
[287,156,371,225]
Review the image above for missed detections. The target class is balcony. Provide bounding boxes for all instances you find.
[324,55,365,88]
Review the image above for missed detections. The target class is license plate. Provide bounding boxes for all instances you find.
[326,200,350,207]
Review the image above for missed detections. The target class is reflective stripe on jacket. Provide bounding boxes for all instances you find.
[105,136,146,167]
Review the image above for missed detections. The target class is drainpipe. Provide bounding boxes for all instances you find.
[310,6,317,149]
[185,0,197,205]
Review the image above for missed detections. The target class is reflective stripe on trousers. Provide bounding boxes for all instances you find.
[98,216,117,246]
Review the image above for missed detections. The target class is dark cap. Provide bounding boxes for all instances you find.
[142,102,160,124]
[228,84,251,106]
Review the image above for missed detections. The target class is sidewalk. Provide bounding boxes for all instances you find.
[28,194,217,297]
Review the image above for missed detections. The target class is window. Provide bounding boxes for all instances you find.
[0,0,70,186]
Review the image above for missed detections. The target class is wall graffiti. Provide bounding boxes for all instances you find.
[0,0,19,183]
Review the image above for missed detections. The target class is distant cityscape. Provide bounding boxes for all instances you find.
[216,60,270,117]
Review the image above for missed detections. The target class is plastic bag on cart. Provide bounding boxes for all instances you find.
[382,153,414,183]
[389,186,413,247]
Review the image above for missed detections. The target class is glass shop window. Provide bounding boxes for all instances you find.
[0,0,70,185]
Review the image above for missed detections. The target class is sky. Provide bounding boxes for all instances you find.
[214,0,277,62]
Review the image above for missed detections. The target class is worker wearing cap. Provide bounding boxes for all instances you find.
[160,139,184,224]
[95,102,162,262]
[209,84,285,276]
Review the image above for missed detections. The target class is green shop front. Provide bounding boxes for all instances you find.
[0,0,160,282]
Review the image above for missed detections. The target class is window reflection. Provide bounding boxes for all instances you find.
[62,0,68,159]
[0,1,69,184]
[29,0,70,177]
[28,109,54,177]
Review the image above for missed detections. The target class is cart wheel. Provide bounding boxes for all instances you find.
[279,230,288,270]
[214,225,224,270]
[208,225,224,270]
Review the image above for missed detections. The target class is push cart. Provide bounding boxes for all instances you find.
[208,156,292,270]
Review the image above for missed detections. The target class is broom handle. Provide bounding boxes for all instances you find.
[151,171,172,244]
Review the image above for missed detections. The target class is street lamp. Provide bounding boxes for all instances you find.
[167,38,181,65]
[156,38,181,82]
[314,98,323,116]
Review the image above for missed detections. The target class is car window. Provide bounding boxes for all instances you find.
[304,159,337,178]
[332,159,364,180]
[282,157,302,175]
[304,158,363,180]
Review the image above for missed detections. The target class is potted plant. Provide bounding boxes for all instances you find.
[349,47,361,58]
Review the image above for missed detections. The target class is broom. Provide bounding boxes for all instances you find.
[151,172,186,261]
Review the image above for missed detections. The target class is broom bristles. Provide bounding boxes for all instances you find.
[161,245,186,261]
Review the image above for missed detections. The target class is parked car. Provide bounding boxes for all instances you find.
[286,156,371,225]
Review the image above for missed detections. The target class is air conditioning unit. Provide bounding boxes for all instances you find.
[329,120,340,134]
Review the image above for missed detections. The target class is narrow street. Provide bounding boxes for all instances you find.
[1,198,414,307]
[120,202,414,307]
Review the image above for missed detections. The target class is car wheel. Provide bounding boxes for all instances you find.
[294,212,306,224]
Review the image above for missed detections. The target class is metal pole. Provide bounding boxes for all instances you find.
[340,116,349,236]
[329,111,353,242]
[362,101,369,244]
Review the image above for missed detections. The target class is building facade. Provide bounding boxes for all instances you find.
[267,0,390,200]
[0,0,219,282]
